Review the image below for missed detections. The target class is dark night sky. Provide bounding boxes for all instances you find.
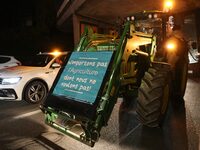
[0,1,35,28]
[0,0,73,61]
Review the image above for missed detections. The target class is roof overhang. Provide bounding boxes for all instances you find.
[57,0,200,29]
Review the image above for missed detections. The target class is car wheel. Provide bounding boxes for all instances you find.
[24,80,47,104]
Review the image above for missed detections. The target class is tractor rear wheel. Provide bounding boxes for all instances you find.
[136,63,172,127]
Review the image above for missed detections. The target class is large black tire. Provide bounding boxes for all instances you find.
[136,63,172,127]
[24,80,48,104]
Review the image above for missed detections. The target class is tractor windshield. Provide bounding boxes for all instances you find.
[128,11,167,43]
[128,11,168,51]
[135,18,163,36]
[84,34,119,52]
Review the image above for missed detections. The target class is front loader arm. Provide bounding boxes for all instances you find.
[94,21,130,128]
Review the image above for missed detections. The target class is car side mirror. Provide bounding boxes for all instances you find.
[51,63,61,68]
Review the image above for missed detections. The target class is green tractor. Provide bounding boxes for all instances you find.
[40,10,188,147]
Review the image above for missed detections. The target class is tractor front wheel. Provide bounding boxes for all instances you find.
[136,63,172,127]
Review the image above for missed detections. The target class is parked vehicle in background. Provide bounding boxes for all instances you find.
[0,55,21,69]
[0,51,68,104]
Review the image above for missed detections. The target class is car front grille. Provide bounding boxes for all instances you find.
[0,78,2,84]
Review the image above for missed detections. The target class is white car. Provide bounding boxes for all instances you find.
[0,51,68,104]
[0,55,21,69]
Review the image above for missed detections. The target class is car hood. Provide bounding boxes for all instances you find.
[0,66,45,77]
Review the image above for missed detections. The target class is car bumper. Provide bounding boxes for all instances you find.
[0,84,22,101]
[0,89,18,100]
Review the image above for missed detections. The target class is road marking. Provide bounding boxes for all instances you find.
[12,110,41,120]
[119,123,141,143]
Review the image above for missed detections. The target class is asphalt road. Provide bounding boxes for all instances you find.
[0,76,199,150]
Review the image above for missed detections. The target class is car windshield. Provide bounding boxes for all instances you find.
[23,54,54,67]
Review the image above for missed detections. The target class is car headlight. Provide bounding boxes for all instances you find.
[1,77,22,85]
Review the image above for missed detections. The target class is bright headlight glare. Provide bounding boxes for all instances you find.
[167,43,175,49]
[131,16,135,21]
[2,77,22,85]
[50,50,61,56]
[148,14,152,19]
[153,13,158,18]
[165,40,177,52]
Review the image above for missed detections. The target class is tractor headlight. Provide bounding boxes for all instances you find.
[1,77,22,85]
[148,14,152,19]
[165,41,177,52]
[130,16,135,21]
[127,16,135,21]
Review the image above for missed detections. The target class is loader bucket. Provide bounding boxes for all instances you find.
[41,51,117,147]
